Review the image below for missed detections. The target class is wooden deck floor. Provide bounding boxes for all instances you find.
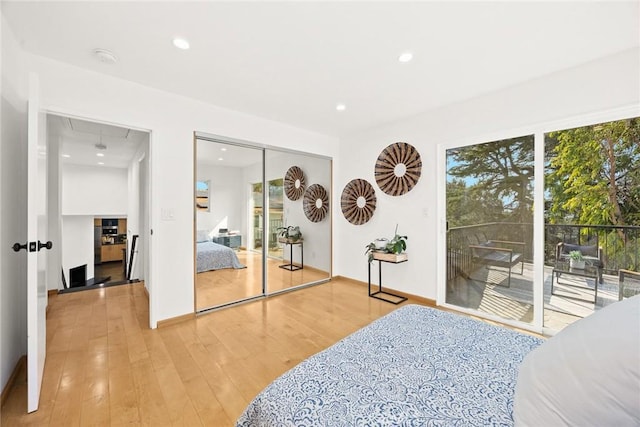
[448,262,621,330]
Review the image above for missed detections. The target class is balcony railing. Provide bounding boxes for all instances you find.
[447,222,640,282]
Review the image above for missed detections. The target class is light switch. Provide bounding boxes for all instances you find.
[161,208,175,221]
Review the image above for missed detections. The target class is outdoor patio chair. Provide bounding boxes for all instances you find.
[556,242,604,284]
[618,269,640,301]
[467,233,525,287]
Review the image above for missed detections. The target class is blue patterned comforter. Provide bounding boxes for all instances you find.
[237,304,543,426]
[196,241,245,273]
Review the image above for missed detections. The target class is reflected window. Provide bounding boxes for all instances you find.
[196,180,210,211]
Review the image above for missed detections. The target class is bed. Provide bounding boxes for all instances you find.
[237,304,543,426]
[238,296,640,426]
[196,240,245,273]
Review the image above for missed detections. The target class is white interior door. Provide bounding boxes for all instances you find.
[27,73,49,413]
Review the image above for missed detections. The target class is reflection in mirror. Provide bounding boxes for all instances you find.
[194,139,264,311]
[266,150,331,293]
[195,180,210,211]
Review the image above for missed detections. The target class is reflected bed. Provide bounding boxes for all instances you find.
[196,241,245,273]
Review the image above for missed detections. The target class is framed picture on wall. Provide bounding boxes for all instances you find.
[196,180,210,211]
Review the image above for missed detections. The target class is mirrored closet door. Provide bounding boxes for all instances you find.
[195,139,264,310]
[265,150,331,293]
[194,134,332,312]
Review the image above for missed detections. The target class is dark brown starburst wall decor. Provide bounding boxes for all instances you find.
[284,166,306,201]
[341,179,377,225]
[303,184,329,222]
[374,142,422,196]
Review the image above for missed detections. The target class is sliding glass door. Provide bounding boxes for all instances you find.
[445,135,535,326]
[442,114,639,333]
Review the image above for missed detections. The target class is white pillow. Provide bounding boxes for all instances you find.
[513,295,640,426]
[196,230,210,243]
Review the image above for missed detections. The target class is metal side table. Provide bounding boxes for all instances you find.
[279,238,303,271]
[368,253,408,304]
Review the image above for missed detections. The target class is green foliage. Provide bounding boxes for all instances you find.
[447,135,534,227]
[568,250,584,261]
[364,225,408,262]
[277,226,302,241]
[545,118,640,226]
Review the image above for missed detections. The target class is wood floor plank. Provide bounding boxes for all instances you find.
[2,278,438,426]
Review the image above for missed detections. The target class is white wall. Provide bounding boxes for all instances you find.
[62,164,128,216]
[0,11,28,392]
[10,45,338,325]
[266,151,331,272]
[196,164,244,235]
[61,216,95,285]
[335,47,640,300]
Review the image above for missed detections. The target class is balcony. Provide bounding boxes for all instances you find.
[447,223,640,330]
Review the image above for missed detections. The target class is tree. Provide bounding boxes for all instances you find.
[546,118,640,227]
[447,135,534,226]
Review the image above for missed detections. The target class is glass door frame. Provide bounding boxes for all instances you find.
[436,105,639,335]
[436,130,544,334]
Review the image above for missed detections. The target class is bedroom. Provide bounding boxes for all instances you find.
[1,1,639,423]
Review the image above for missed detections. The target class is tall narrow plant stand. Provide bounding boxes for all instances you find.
[368,252,408,304]
[279,238,304,271]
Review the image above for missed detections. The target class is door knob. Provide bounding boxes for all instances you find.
[38,240,53,251]
[12,242,27,252]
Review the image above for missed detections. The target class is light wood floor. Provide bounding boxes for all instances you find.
[1,278,417,426]
[195,250,330,310]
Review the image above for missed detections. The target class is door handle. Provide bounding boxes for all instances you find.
[38,240,53,251]
[12,242,27,252]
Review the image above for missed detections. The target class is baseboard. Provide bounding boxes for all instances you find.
[157,313,195,328]
[1,355,26,407]
[332,275,436,307]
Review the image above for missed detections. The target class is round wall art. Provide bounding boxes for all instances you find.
[374,142,422,196]
[341,179,377,225]
[303,184,329,223]
[284,166,306,201]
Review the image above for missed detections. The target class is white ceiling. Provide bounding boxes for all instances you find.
[49,114,148,169]
[3,1,639,137]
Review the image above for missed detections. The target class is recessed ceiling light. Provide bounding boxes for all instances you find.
[221,148,227,152]
[173,38,190,50]
[218,157,224,161]
[398,52,413,63]
[62,154,71,158]
[336,103,346,112]
[96,153,105,157]
[98,162,105,165]
[92,48,117,64]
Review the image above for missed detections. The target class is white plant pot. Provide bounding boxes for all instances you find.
[570,259,585,269]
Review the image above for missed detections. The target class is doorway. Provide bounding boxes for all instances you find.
[47,114,151,294]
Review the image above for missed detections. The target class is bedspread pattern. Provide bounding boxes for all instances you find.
[237,304,542,426]
[196,241,245,273]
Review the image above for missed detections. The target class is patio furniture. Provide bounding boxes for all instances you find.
[552,260,601,304]
[467,233,525,287]
[618,269,640,301]
[556,243,604,284]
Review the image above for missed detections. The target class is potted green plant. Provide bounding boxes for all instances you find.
[277,226,302,243]
[365,225,407,262]
[569,250,585,269]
